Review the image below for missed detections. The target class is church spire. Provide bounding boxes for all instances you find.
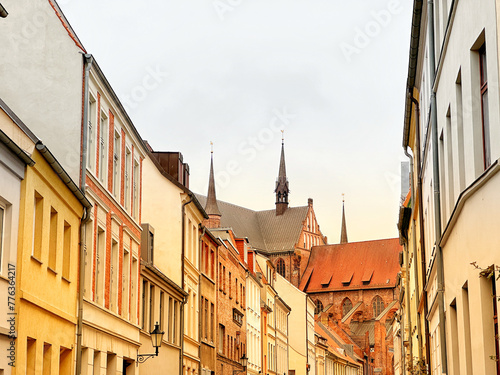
[275,131,289,216]
[205,142,221,228]
[340,194,348,244]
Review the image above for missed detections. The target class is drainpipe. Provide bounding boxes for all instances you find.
[403,145,414,371]
[400,311,406,375]
[180,197,193,375]
[428,1,447,372]
[411,95,432,374]
[409,95,430,368]
[76,53,93,375]
[198,224,206,371]
[286,308,290,375]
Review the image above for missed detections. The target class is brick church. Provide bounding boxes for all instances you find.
[197,138,327,288]
[198,139,401,375]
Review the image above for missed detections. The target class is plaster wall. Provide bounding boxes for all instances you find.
[0,0,84,182]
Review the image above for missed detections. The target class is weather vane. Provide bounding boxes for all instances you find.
[210,141,213,153]
[342,193,345,203]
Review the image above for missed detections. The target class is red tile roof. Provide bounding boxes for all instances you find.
[314,321,361,365]
[300,238,402,292]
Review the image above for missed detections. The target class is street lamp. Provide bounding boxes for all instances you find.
[233,354,248,375]
[137,322,165,363]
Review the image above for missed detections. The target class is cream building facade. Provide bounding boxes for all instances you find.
[275,296,290,375]
[275,272,314,375]
[402,0,500,373]
[256,255,278,375]
[182,201,205,375]
[0,100,36,375]
[246,257,263,375]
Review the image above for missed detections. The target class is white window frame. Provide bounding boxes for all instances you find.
[113,130,121,198]
[99,109,108,184]
[87,93,97,172]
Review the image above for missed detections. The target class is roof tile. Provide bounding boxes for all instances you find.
[300,238,402,292]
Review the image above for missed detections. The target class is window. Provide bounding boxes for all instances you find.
[372,296,384,317]
[149,284,154,331]
[48,207,58,272]
[276,258,285,277]
[43,342,52,374]
[62,221,71,280]
[113,131,121,197]
[87,94,97,171]
[122,247,130,318]
[125,148,131,211]
[142,280,147,330]
[210,248,215,279]
[32,192,43,260]
[219,324,225,354]
[233,308,243,326]
[236,278,238,303]
[110,239,119,313]
[83,220,93,297]
[219,262,223,291]
[160,291,164,330]
[133,159,139,219]
[59,346,72,374]
[315,300,323,315]
[479,44,491,169]
[95,227,105,305]
[131,256,138,324]
[167,297,173,342]
[27,338,36,375]
[342,298,353,317]
[240,284,243,308]
[99,110,108,183]
[106,353,116,375]
[205,298,209,339]
[173,300,178,344]
[229,272,232,298]
[211,303,214,342]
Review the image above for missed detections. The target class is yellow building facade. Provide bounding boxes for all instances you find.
[15,144,89,375]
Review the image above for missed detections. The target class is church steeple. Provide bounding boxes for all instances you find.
[205,143,221,228]
[340,195,348,244]
[275,132,289,216]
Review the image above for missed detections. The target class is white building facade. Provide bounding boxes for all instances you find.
[404,0,500,373]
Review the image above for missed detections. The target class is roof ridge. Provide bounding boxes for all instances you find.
[332,237,400,245]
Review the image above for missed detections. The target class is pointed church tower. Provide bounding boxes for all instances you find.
[205,144,221,228]
[275,133,289,216]
[340,195,348,244]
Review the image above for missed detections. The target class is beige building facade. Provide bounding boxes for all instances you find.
[401,0,500,373]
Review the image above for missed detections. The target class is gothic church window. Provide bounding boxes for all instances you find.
[276,259,285,277]
[342,298,353,317]
[372,295,385,317]
[315,300,323,315]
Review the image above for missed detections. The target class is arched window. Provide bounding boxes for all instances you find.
[276,259,286,277]
[315,300,324,315]
[372,296,385,317]
[342,298,353,317]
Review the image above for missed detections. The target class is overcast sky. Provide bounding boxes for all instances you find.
[58,0,412,243]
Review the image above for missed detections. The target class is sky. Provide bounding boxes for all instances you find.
[58,0,412,244]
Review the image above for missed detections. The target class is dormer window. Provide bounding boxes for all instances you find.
[342,272,353,286]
